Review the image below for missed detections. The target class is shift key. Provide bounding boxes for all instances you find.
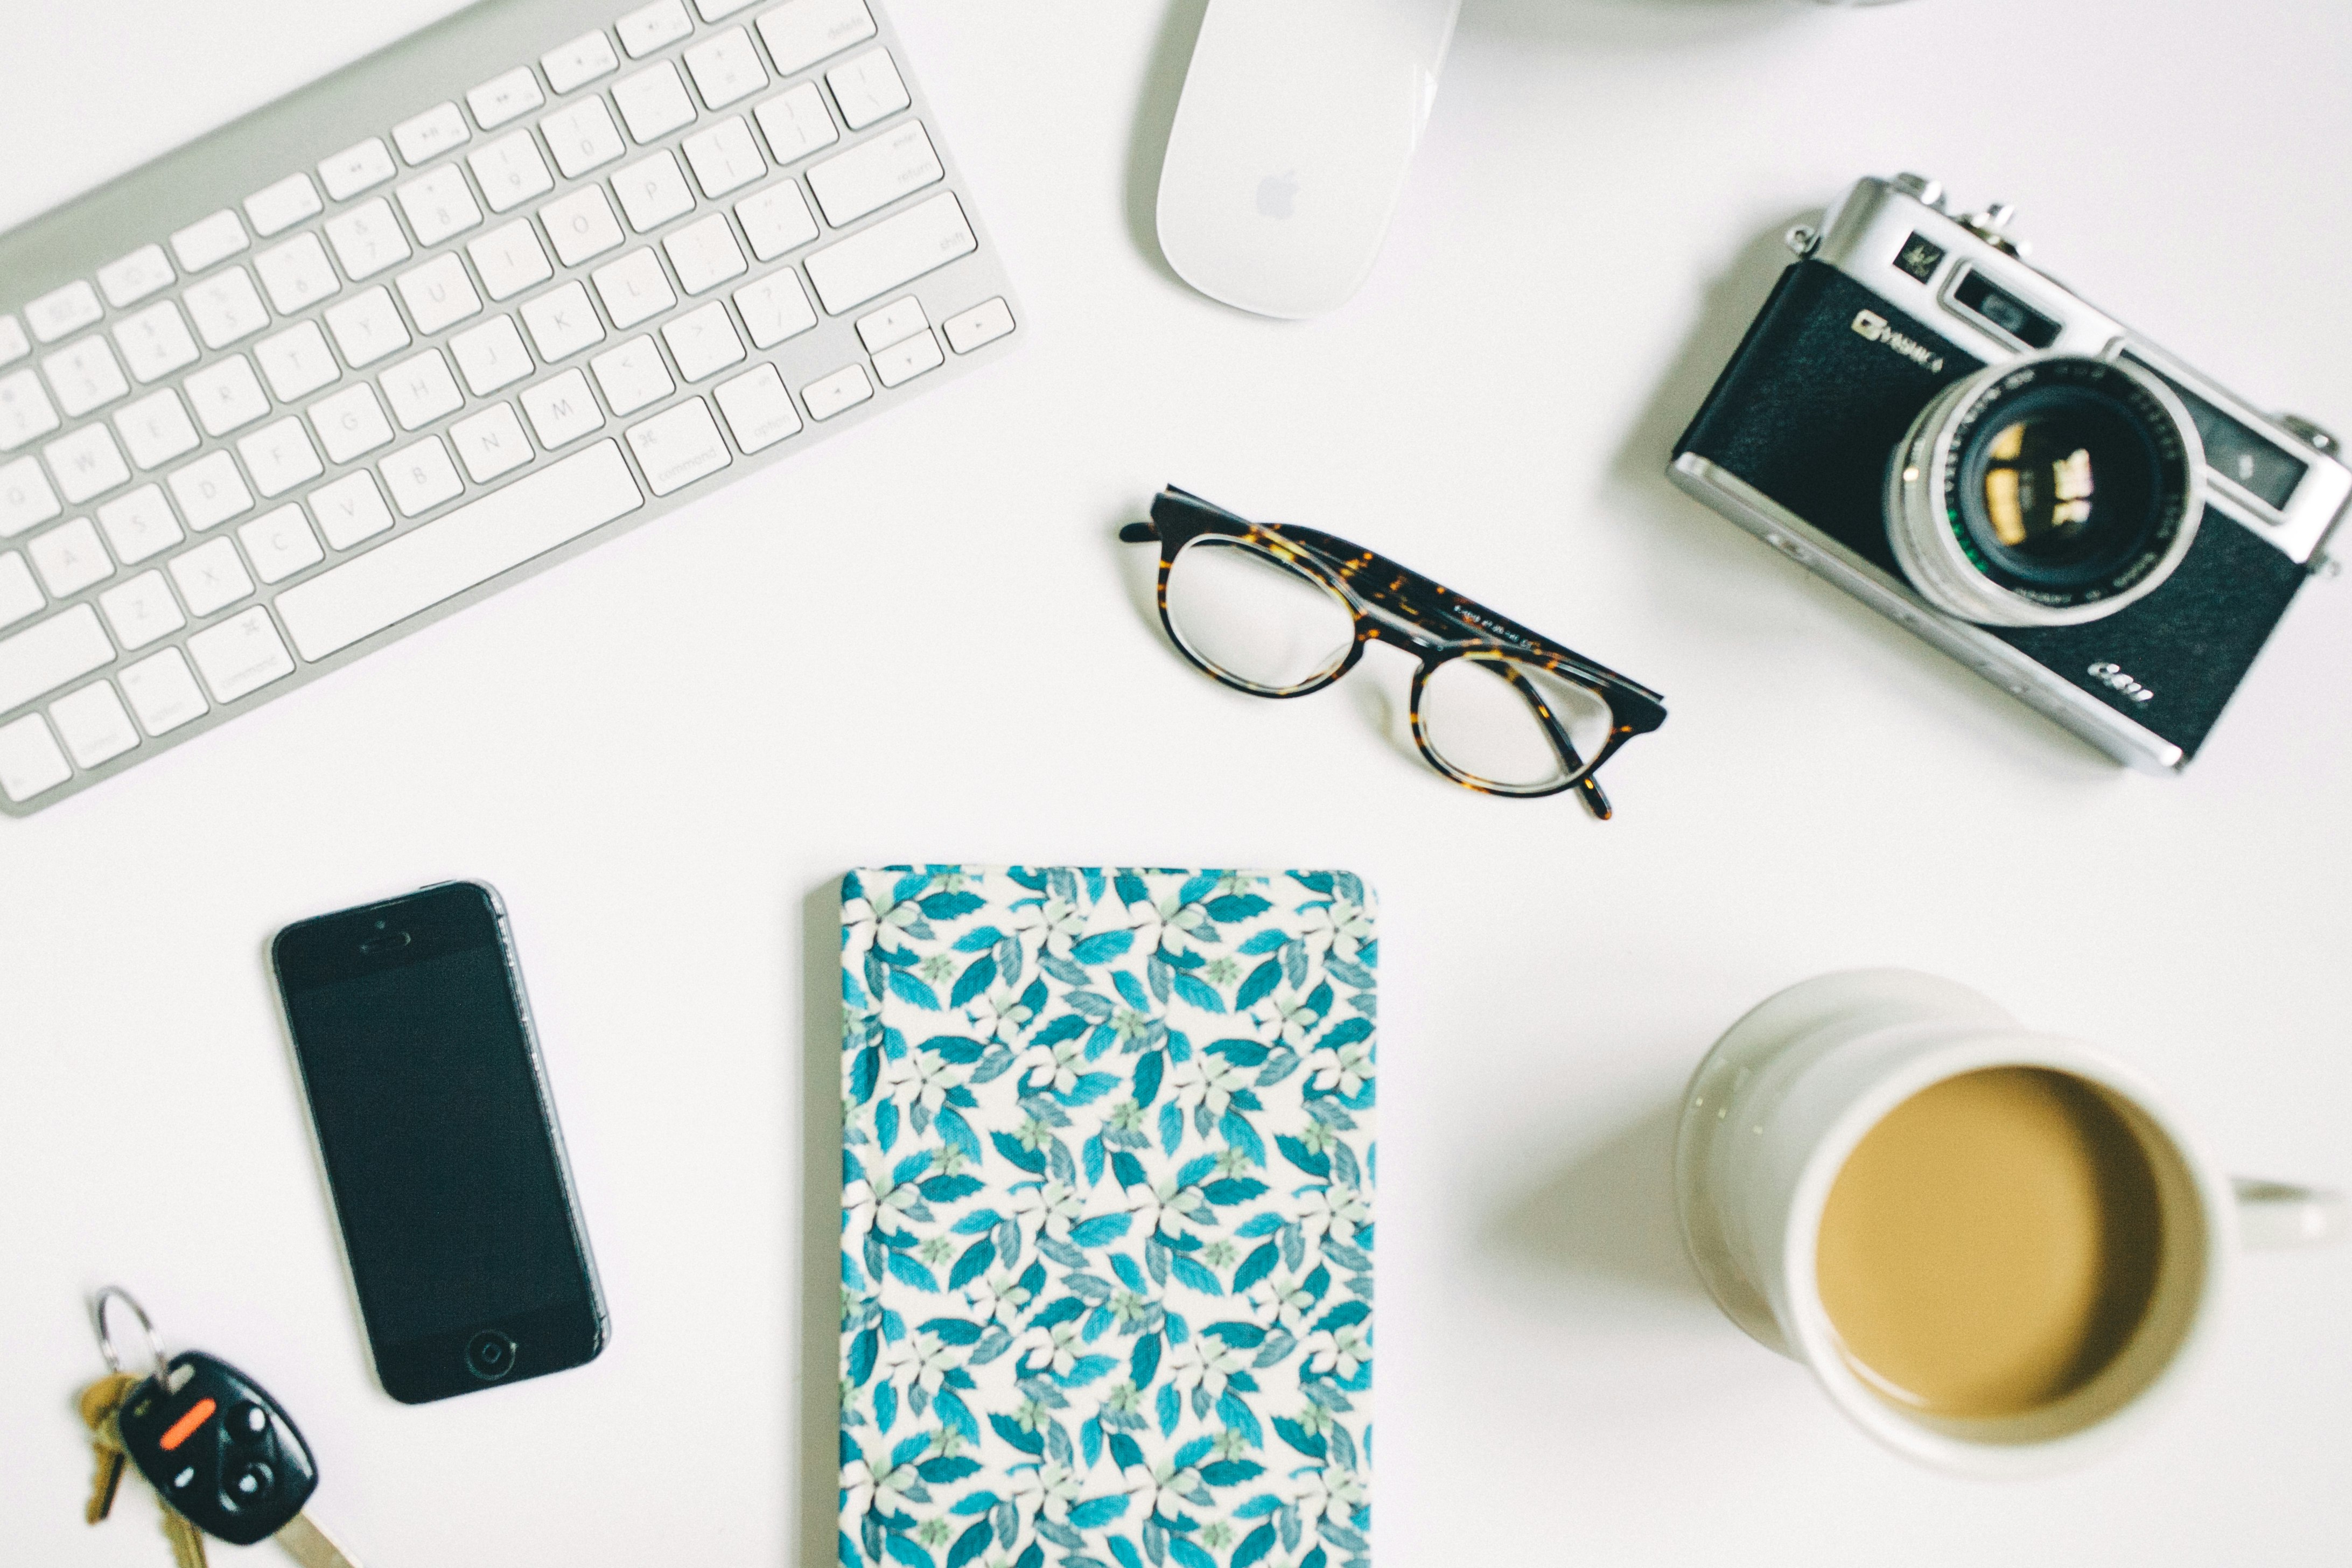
[804,192,975,315]
[0,604,114,714]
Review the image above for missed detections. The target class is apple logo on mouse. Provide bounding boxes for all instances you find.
[1256,171,1298,220]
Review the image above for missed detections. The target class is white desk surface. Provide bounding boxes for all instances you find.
[5,1,2349,1562]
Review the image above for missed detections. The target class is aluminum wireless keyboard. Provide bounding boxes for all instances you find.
[0,0,1017,816]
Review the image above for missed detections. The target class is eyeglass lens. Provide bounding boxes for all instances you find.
[1163,536,1358,694]
[1419,654,1613,789]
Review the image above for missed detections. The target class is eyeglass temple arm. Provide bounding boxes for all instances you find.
[1492,662,1614,821]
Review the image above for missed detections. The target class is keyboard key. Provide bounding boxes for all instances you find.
[614,150,696,232]
[662,300,745,381]
[43,337,132,418]
[752,83,839,165]
[590,335,674,415]
[255,321,340,403]
[26,282,104,345]
[0,552,41,627]
[731,268,816,348]
[325,287,412,368]
[808,119,941,227]
[872,327,943,387]
[380,437,465,516]
[45,425,132,504]
[521,281,606,362]
[468,67,546,131]
[543,185,627,267]
[239,505,324,583]
[712,362,800,452]
[827,47,909,131]
[309,384,396,464]
[120,646,208,734]
[310,470,396,548]
[664,214,747,294]
[189,606,294,702]
[0,370,62,453]
[113,302,201,385]
[393,102,472,166]
[245,173,325,237]
[168,450,255,530]
[114,390,200,471]
[319,137,398,200]
[254,232,342,314]
[277,440,642,659]
[0,604,113,714]
[854,295,924,352]
[736,181,818,261]
[325,198,412,281]
[186,356,271,437]
[240,418,324,499]
[99,570,185,650]
[542,97,628,180]
[520,369,607,447]
[613,61,697,143]
[451,403,535,483]
[617,0,693,59]
[684,27,768,109]
[0,712,72,801]
[804,191,974,314]
[51,680,139,768]
[97,245,176,309]
[684,117,766,199]
[0,317,28,366]
[95,485,183,564]
[172,212,255,279]
[185,267,271,349]
[625,397,730,495]
[0,458,61,537]
[543,31,620,93]
[171,536,256,619]
[380,349,464,431]
[758,0,876,77]
[29,517,114,598]
[592,249,677,328]
[451,315,534,395]
[469,131,556,213]
[395,253,484,335]
[468,220,554,302]
[801,362,872,421]
[396,164,485,247]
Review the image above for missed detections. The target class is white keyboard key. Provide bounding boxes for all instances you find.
[169,450,255,530]
[664,214,747,294]
[614,149,696,232]
[871,327,942,388]
[542,185,627,267]
[185,267,272,350]
[244,173,325,237]
[324,199,412,282]
[395,164,485,247]
[626,397,730,495]
[255,321,341,403]
[0,369,62,452]
[617,0,693,59]
[468,67,546,131]
[95,485,183,564]
[451,403,535,483]
[808,118,940,227]
[380,349,464,431]
[801,362,873,421]
[1,458,60,537]
[188,606,294,701]
[590,335,674,415]
[380,437,465,516]
[99,570,185,650]
[170,536,256,618]
[45,425,132,503]
[0,316,28,366]
[613,61,698,144]
[240,418,324,499]
[521,369,607,447]
[114,390,200,471]
[520,281,606,362]
[0,713,72,801]
[121,646,207,734]
[468,220,554,302]
[113,302,201,385]
[97,246,176,309]
[804,192,974,314]
[393,102,472,166]
[0,552,41,627]
[29,517,114,597]
[752,83,838,165]
[26,282,104,345]
[827,47,909,131]
[684,116,766,199]
[395,253,483,335]
[469,131,556,214]
[254,232,342,314]
[712,362,800,452]
[311,470,397,548]
[735,181,818,261]
[731,268,816,348]
[451,314,535,395]
[543,30,620,94]
[592,249,676,328]
[239,505,324,583]
[542,97,628,180]
[855,294,925,352]
[758,0,876,77]
[319,137,398,200]
[684,27,768,109]
[942,295,1013,354]
[325,287,412,369]
[663,300,745,381]
[185,356,271,437]
[277,440,642,659]
[0,603,113,713]
[169,211,253,278]
[43,337,132,418]
[51,681,138,768]
[696,0,760,19]
[309,383,396,464]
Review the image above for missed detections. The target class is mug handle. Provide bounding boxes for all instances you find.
[2234,1178,2349,1249]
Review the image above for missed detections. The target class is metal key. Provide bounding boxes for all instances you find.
[78,1370,138,1522]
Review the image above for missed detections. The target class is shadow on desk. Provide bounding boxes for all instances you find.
[1483,1096,1714,1309]
[796,879,846,1568]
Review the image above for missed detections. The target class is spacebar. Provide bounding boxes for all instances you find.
[276,442,643,661]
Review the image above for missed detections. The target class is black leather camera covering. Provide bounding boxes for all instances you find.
[1676,260,2307,759]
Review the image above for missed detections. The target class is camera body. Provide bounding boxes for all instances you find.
[1671,173,2352,771]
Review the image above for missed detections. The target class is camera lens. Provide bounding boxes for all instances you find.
[1885,355,2205,626]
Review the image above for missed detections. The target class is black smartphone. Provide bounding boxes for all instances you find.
[272,881,606,1403]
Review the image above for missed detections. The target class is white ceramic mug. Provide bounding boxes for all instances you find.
[1674,969,2346,1476]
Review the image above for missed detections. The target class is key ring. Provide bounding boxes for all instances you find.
[92,1286,169,1380]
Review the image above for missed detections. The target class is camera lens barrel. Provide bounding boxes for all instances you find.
[1885,354,2206,627]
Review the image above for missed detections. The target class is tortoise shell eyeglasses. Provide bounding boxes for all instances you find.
[1120,487,1668,818]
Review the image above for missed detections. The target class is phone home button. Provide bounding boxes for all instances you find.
[464,1329,517,1382]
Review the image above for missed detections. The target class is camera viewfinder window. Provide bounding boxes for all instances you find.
[1951,270,2062,349]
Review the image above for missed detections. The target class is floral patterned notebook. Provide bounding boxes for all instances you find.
[838,866,1376,1568]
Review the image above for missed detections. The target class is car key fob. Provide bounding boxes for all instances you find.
[116,1351,319,1546]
